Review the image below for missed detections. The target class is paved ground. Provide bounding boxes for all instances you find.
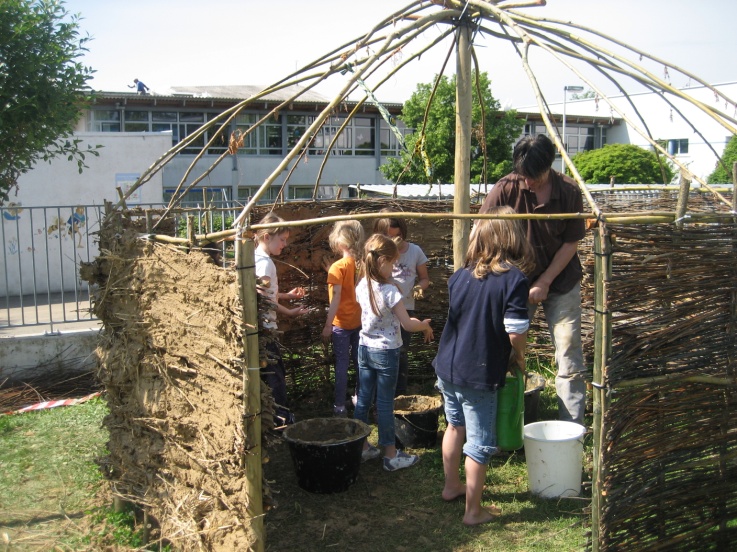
[0,293,100,337]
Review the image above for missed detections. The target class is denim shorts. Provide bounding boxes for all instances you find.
[437,377,499,465]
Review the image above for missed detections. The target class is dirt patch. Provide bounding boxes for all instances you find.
[394,394,443,415]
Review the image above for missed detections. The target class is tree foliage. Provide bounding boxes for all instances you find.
[570,143,674,184]
[0,0,99,204]
[707,134,737,184]
[380,72,523,184]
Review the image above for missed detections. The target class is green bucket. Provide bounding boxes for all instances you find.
[496,374,524,451]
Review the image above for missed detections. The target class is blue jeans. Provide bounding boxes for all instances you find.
[261,341,292,423]
[396,323,411,396]
[437,377,499,464]
[354,345,400,448]
[331,326,359,407]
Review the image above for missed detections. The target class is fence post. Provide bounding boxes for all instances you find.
[592,224,613,551]
[236,235,265,551]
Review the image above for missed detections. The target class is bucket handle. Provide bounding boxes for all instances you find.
[396,411,439,434]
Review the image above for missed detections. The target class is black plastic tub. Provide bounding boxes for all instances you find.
[524,372,547,426]
[283,418,371,494]
[394,395,443,449]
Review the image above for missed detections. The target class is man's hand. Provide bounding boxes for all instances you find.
[529,280,549,305]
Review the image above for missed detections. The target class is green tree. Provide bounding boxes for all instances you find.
[707,134,737,184]
[571,143,674,184]
[0,0,99,204]
[380,72,523,184]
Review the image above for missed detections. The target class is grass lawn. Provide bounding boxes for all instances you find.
[0,370,591,551]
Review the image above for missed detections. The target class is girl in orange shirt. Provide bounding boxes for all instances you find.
[322,220,365,417]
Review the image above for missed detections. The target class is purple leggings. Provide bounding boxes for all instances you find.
[331,326,360,407]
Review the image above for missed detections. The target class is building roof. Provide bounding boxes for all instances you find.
[87,84,404,113]
[350,183,491,199]
[166,84,331,103]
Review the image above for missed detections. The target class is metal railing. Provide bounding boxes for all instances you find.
[0,202,244,333]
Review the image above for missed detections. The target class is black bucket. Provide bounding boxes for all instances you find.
[394,395,443,449]
[524,372,546,426]
[283,418,371,494]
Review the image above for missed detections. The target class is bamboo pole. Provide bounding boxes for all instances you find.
[453,22,472,270]
[235,237,264,552]
[674,172,692,230]
[139,209,737,248]
[732,162,737,216]
[591,225,612,552]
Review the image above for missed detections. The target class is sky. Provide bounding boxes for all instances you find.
[63,0,736,109]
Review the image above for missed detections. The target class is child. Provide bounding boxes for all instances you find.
[322,220,364,417]
[354,234,434,471]
[254,212,308,427]
[373,210,430,396]
[433,206,535,525]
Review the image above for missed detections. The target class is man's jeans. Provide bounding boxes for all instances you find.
[528,282,587,425]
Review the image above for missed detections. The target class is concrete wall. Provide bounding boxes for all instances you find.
[13,132,169,207]
[160,151,392,196]
[2,133,170,296]
[0,329,98,384]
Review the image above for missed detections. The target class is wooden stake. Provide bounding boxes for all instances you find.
[236,236,264,552]
[674,171,692,230]
[592,225,612,552]
[453,22,472,270]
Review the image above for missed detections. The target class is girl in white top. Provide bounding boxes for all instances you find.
[354,234,433,471]
[254,212,307,427]
[373,211,430,396]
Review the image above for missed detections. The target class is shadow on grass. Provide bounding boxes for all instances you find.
[264,383,589,552]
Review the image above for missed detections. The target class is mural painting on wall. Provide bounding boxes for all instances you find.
[2,202,23,221]
[46,207,88,248]
[2,203,24,256]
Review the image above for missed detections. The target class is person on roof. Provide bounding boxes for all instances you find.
[128,78,149,95]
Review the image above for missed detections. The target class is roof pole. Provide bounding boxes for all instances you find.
[453,21,472,271]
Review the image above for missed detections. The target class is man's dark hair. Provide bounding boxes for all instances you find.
[513,134,556,178]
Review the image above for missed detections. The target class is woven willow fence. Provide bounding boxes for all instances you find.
[590,219,737,550]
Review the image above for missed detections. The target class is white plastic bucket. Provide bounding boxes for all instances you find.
[523,421,585,498]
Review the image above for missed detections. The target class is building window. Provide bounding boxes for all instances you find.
[89,108,225,154]
[290,186,315,199]
[177,112,205,154]
[89,109,120,132]
[353,117,375,155]
[123,110,150,132]
[163,187,228,206]
[237,185,281,203]
[667,139,689,155]
[380,123,411,156]
[235,113,282,155]
[285,114,378,156]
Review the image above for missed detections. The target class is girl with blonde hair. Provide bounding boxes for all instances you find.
[322,220,364,417]
[433,206,534,525]
[354,234,433,470]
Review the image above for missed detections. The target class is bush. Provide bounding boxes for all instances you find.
[571,143,674,184]
[707,134,737,184]
[176,213,234,238]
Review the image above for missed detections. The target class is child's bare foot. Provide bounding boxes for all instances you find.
[462,505,501,526]
[442,484,466,502]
